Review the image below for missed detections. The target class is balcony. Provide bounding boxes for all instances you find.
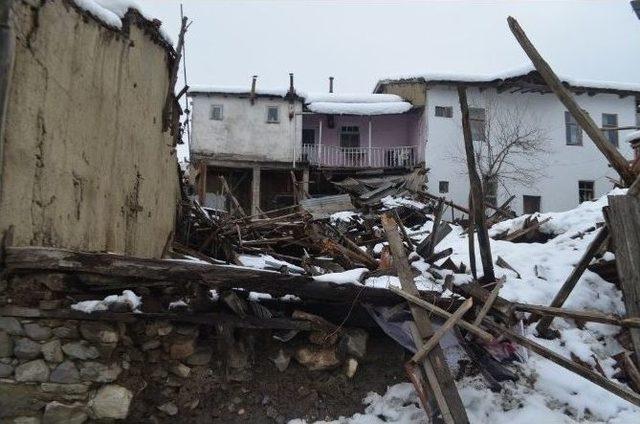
[301,144,418,169]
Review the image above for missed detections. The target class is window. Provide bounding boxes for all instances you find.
[435,106,453,118]
[523,195,541,214]
[340,126,360,148]
[578,181,594,203]
[602,113,618,147]
[565,111,582,145]
[266,106,280,123]
[469,108,486,141]
[302,129,315,145]
[483,176,497,207]
[209,104,223,121]
[438,181,449,193]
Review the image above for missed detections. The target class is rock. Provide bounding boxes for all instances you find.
[50,361,80,384]
[12,417,41,424]
[174,325,198,337]
[0,384,46,418]
[61,341,99,360]
[339,328,368,359]
[0,317,24,336]
[344,358,358,378]
[146,349,162,363]
[89,385,133,420]
[79,361,121,383]
[79,322,118,344]
[169,363,190,378]
[141,339,161,351]
[185,399,200,410]
[0,330,13,357]
[40,383,90,395]
[14,338,41,359]
[94,342,117,360]
[52,325,78,339]
[145,321,173,337]
[309,331,338,346]
[165,375,183,387]
[15,359,50,382]
[24,323,52,341]
[167,336,195,360]
[43,401,88,424]
[294,346,341,371]
[157,402,178,416]
[271,349,291,372]
[0,362,13,377]
[41,340,64,363]
[185,346,212,366]
[107,301,132,313]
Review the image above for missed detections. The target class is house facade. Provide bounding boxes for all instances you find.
[376,68,639,215]
[188,81,423,213]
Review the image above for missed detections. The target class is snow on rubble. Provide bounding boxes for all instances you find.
[290,189,640,424]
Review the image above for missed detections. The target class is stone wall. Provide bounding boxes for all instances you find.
[0,0,179,258]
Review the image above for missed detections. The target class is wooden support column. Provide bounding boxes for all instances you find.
[302,168,310,197]
[382,213,469,424]
[198,161,207,205]
[251,166,261,215]
[458,86,495,282]
[368,117,373,167]
[606,195,640,366]
[507,16,635,185]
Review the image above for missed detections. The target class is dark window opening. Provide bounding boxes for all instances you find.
[210,105,223,121]
[340,126,360,148]
[435,106,453,118]
[565,111,582,145]
[438,181,449,193]
[523,195,541,214]
[602,113,619,147]
[483,176,497,207]
[302,129,315,145]
[469,108,486,141]
[578,180,595,203]
[267,106,280,123]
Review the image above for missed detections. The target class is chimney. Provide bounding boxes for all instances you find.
[288,73,295,96]
[632,1,640,19]
[329,76,334,93]
[250,75,257,105]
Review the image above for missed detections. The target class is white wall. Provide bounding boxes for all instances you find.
[189,94,303,163]
[424,85,637,215]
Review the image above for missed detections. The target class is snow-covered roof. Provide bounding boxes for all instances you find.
[624,130,640,145]
[73,0,173,45]
[376,65,640,94]
[187,85,297,98]
[304,92,412,116]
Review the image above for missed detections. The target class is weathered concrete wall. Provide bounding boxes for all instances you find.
[0,0,179,258]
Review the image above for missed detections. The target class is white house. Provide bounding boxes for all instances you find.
[375,66,640,215]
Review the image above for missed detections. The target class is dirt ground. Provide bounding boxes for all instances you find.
[126,330,409,423]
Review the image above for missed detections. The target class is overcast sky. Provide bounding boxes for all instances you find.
[138,0,640,94]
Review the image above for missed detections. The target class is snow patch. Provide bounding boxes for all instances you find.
[71,290,142,313]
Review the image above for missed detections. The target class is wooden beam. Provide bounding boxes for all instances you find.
[473,277,505,326]
[513,303,640,329]
[411,298,474,363]
[458,86,495,282]
[606,195,640,367]
[483,319,640,408]
[388,285,493,342]
[535,226,609,335]
[382,214,469,424]
[507,16,635,185]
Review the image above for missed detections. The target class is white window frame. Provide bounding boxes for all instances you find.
[210,104,223,121]
[266,106,280,123]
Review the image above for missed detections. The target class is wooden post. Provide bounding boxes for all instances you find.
[472,277,505,326]
[507,16,635,186]
[382,214,469,424]
[606,195,640,366]
[251,166,261,215]
[535,226,609,335]
[458,86,495,282]
[198,162,207,205]
[467,192,477,280]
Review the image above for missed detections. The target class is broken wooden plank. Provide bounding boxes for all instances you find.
[388,285,493,342]
[411,298,474,363]
[535,226,609,335]
[483,318,640,408]
[473,277,505,326]
[513,303,640,329]
[507,16,635,185]
[606,195,640,366]
[382,213,469,424]
[503,216,551,242]
[458,86,495,282]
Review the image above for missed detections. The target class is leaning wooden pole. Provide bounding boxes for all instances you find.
[507,16,635,185]
[457,87,495,282]
[382,214,469,424]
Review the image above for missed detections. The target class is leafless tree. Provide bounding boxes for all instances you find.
[452,93,551,205]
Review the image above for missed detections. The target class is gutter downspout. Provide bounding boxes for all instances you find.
[0,0,15,202]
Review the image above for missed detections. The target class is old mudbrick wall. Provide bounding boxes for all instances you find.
[0,0,179,258]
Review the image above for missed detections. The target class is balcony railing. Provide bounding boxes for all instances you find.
[301,144,418,168]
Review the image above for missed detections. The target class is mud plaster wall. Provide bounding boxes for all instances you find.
[0,0,179,258]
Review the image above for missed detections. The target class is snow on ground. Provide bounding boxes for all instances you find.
[294,189,640,424]
[237,253,305,274]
